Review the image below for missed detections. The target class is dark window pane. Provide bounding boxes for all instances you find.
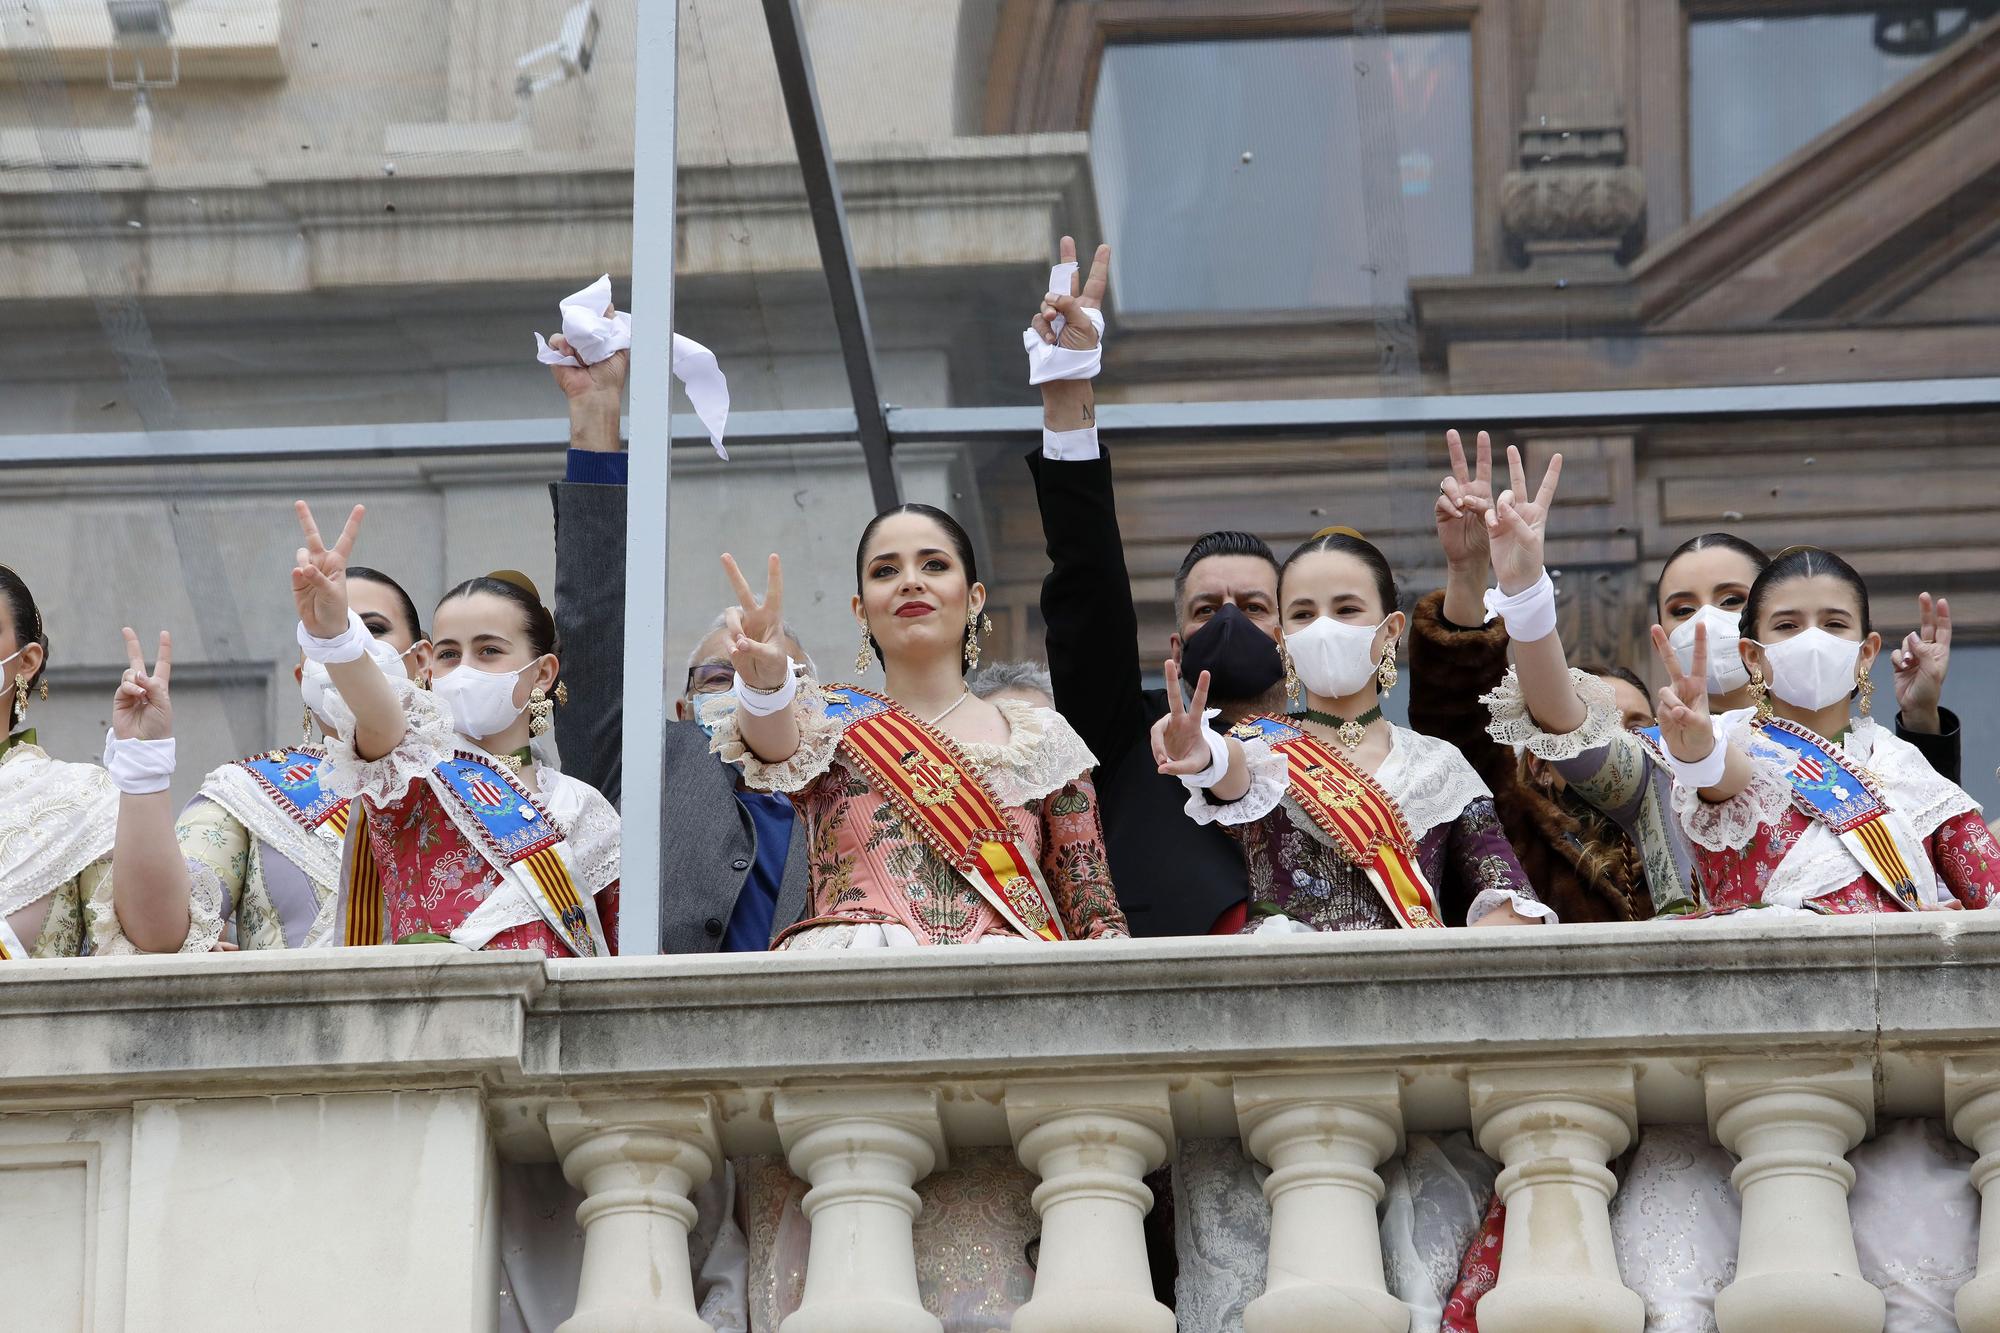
[1689,11,1973,217]
[1089,33,1474,315]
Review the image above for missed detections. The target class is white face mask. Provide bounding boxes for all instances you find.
[1668,605,1749,695]
[432,661,535,741]
[1756,627,1865,712]
[301,637,418,728]
[1285,615,1387,699]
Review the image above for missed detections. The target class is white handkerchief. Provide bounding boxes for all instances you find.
[533,274,732,459]
[1022,305,1105,385]
[1046,261,1077,338]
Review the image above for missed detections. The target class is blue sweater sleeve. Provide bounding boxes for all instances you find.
[565,450,630,486]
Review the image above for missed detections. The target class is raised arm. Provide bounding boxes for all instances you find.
[1148,660,1250,802]
[294,502,404,761]
[1026,239,1148,762]
[1647,621,1756,803]
[721,553,799,763]
[1892,591,1961,783]
[547,318,631,801]
[1484,446,1584,734]
[106,628,197,952]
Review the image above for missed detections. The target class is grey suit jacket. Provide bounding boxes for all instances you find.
[550,479,811,952]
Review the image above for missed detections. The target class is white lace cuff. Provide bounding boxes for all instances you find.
[706,683,841,795]
[1672,752,1793,852]
[1482,666,1622,763]
[86,856,226,955]
[1468,889,1558,925]
[1182,739,1288,827]
[318,676,453,804]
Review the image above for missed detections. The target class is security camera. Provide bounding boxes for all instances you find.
[516,1,600,100]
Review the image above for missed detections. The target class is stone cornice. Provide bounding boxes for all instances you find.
[5,918,1997,1133]
[0,134,1094,301]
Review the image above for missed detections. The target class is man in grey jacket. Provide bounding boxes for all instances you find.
[545,329,810,952]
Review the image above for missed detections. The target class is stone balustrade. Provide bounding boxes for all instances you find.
[6,916,2000,1332]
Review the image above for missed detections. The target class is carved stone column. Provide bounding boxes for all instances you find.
[1500,0,1646,269]
[774,1088,946,1333]
[1706,1058,1883,1333]
[1006,1079,1176,1333]
[1470,1065,1644,1333]
[1948,1057,2000,1332]
[546,1098,719,1333]
[1236,1072,1408,1333]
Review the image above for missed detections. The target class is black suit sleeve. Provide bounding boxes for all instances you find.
[550,480,630,807]
[1027,447,1150,767]
[1897,707,1962,786]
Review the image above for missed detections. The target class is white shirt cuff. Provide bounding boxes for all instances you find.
[733,658,800,716]
[1042,426,1101,462]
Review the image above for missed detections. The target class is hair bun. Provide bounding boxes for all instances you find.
[485,569,544,602]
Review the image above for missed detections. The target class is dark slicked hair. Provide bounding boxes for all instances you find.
[348,565,425,644]
[1281,531,1399,617]
[1173,531,1279,616]
[1578,663,1647,697]
[1742,546,1872,641]
[0,565,45,730]
[1654,531,1769,617]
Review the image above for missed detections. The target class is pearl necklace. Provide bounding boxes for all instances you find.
[925,690,972,727]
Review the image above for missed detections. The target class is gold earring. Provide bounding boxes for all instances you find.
[1748,664,1773,721]
[302,706,315,746]
[528,686,553,737]
[1856,671,1874,717]
[963,618,983,672]
[1377,647,1398,694]
[11,674,27,725]
[36,680,46,701]
[1279,637,1300,703]
[554,681,569,709]
[855,623,874,675]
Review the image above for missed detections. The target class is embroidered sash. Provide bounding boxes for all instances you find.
[0,913,27,960]
[821,685,1066,943]
[339,753,607,956]
[235,747,351,839]
[1234,715,1445,929]
[1756,718,1920,910]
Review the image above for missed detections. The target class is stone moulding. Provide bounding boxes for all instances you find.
[0,915,1994,1128]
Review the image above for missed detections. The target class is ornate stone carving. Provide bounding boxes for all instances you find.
[1501,165,1647,268]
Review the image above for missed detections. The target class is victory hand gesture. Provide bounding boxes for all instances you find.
[1150,659,1216,776]
[721,553,789,691]
[1436,429,1495,572]
[292,501,363,638]
[111,628,173,742]
[1893,591,1951,721]
[1031,234,1110,352]
[1649,620,1717,762]
[1485,445,1564,596]
[546,301,630,404]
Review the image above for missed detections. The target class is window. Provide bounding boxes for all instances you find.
[1088,32,1474,315]
[1688,8,1981,216]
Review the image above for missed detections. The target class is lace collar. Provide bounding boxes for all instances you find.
[0,742,119,914]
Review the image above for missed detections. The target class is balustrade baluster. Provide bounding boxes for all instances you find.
[1706,1057,1883,1333]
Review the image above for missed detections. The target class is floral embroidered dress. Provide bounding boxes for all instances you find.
[1185,722,1552,931]
[319,684,621,955]
[1483,667,1706,915]
[0,728,115,959]
[1674,714,2000,913]
[89,748,346,955]
[708,689,1128,947]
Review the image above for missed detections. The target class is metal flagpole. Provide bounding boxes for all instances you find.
[617,0,682,955]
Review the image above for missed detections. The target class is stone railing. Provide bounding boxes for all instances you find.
[7,915,2000,1332]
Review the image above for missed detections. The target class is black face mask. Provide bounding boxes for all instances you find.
[1178,602,1283,703]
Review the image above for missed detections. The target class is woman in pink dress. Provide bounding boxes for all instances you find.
[294,502,620,955]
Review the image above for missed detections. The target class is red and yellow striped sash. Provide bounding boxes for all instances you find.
[833,688,1066,942]
[1258,718,1445,929]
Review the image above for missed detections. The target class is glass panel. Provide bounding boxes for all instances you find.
[1689,9,1976,216]
[1089,33,1475,315]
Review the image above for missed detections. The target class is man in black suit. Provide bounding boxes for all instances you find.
[544,327,810,953]
[1026,238,1287,936]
